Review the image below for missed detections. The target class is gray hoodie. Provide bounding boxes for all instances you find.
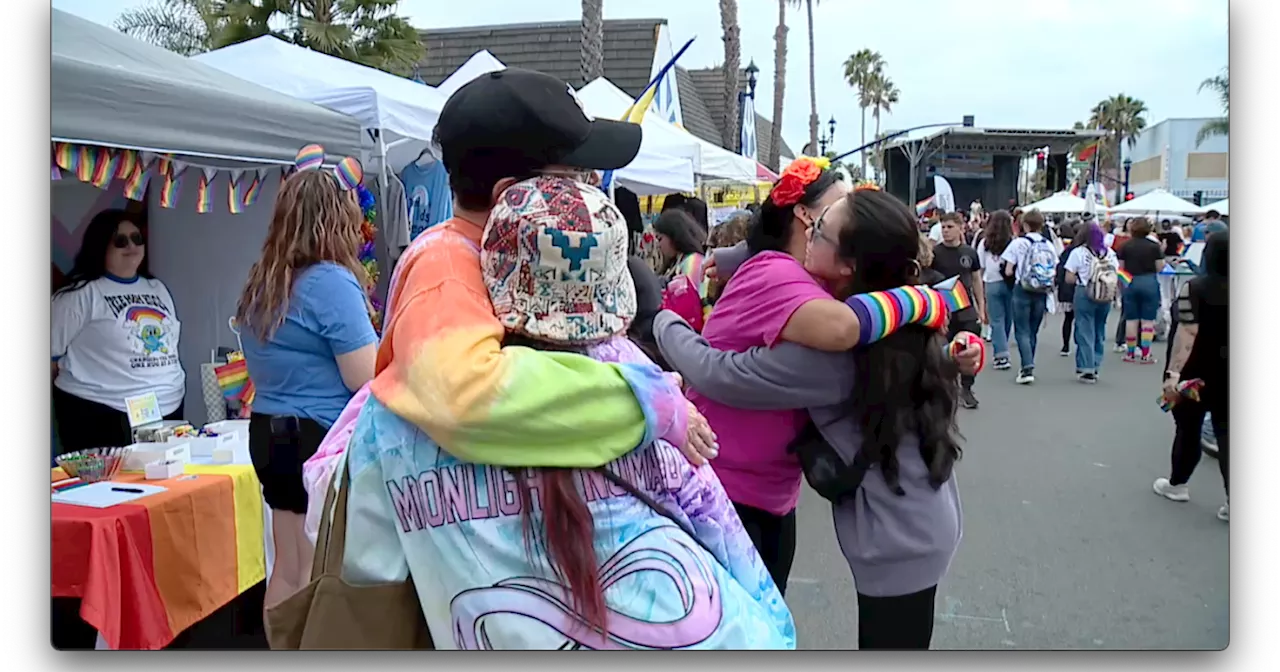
[652,247,962,598]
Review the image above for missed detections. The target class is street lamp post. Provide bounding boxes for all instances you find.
[739,60,760,154]
[819,116,838,156]
[1122,157,1133,199]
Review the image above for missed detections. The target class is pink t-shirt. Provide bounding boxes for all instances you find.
[689,251,832,515]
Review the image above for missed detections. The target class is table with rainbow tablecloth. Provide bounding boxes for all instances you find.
[52,464,265,650]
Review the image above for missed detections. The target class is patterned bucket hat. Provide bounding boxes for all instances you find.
[482,175,636,344]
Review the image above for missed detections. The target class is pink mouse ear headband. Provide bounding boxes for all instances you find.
[293,144,364,190]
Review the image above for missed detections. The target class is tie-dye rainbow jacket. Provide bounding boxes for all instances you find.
[340,334,796,650]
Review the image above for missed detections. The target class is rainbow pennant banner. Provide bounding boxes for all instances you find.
[241,168,266,209]
[53,142,77,172]
[74,144,97,183]
[227,169,246,214]
[114,150,138,181]
[52,164,61,181]
[89,148,116,188]
[123,155,155,202]
[159,157,185,209]
[195,167,217,214]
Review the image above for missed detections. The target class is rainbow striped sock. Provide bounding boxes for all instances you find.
[1125,333,1138,357]
[846,286,947,346]
[1139,326,1155,356]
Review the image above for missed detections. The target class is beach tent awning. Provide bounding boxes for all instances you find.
[53,10,362,163]
[195,35,446,169]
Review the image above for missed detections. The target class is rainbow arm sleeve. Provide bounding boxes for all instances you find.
[844,286,949,346]
[372,276,686,469]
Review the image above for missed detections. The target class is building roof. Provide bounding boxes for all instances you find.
[418,19,662,93]
[680,66,795,166]
[417,19,794,168]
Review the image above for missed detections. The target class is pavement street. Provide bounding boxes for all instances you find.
[784,312,1229,650]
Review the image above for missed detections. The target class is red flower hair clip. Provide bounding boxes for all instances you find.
[770,156,831,207]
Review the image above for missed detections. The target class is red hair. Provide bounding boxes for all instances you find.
[516,470,607,634]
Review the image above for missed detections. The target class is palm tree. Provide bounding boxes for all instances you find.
[1196,67,1228,146]
[842,48,884,179]
[117,0,424,76]
[719,0,741,149]
[794,0,820,156]
[767,0,789,171]
[866,71,899,182]
[580,0,605,84]
[1089,94,1148,196]
[116,0,222,55]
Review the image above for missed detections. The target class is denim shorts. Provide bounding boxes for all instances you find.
[1122,273,1160,321]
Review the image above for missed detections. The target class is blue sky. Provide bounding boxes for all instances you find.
[53,0,1229,154]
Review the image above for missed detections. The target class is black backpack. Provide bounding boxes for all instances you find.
[787,421,872,504]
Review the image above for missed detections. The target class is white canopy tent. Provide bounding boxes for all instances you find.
[438,50,506,100]
[194,36,447,172]
[1204,198,1228,215]
[579,77,759,183]
[1108,189,1205,216]
[1021,191,1089,214]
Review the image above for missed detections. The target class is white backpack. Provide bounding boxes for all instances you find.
[1017,236,1057,293]
[1085,249,1119,303]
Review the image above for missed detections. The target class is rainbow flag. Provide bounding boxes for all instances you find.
[1117,269,1133,289]
[241,170,265,208]
[195,168,215,214]
[916,196,934,216]
[75,144,97,182]
[227,171,246,214]
[1076,140,1100,163]
[51,164,61,181]
[89,148,116,188]
[123,162,152,202]
[53,142,76,171]
[214,356,249,402]
[932,275,972,312]
[114,150,138,181]
[159,158,184,209]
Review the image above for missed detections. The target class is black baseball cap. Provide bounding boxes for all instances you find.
[435,68,642,171]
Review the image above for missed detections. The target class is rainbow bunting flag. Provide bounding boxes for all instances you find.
[227,170,246,214]
[89,148,116,188]
[159,158,185,209]
[241,169,265,209]
[113,150,138,181]
[75,144,97,183]
[123,161,152,202]
[916,196,935,216]
[195,168,216,214]
[53,142,76,171]
[51,164,61,181]
[932,275,973,312]
[1117,269,1133,289]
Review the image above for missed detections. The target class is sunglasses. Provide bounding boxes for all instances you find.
[112,232,145,249]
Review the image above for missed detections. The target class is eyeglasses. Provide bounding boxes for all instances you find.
[112,232,145,249]
[808,205,840,249]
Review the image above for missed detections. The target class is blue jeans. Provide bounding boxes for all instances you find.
[1122,273,1160,321]
[1011,286,1048,370]
[985,281,1013,359]
[1072,286,1112,374]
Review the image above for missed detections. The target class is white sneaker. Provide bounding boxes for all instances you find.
[1217,502,1229,521]
[1015,369,1035,384]
[1153,477,1190,502]
[1113,344,1127,353]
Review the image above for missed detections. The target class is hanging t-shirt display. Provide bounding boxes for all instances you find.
[51,275,186,415]
[401,159,452,240]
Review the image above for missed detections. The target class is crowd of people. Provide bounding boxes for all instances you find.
[49,65,1228,650]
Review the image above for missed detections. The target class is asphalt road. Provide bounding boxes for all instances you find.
[785,312,1229,650]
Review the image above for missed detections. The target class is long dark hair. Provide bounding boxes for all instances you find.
[55,209,151,296]
[837,189,963,492]
[747,169,840,254]
[652,208,706,257]
[982,210,1014,256]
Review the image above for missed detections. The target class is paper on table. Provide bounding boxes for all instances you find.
[51,481,167,508]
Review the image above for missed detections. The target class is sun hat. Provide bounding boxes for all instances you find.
[482,176,635,344]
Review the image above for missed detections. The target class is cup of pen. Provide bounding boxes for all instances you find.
[56,447,134,483]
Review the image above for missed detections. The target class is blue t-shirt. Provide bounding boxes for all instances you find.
[240,263,377,427]
[401,160,453,240]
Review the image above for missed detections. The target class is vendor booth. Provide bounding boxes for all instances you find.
[52,9,364,650]
[1020,191,1089,214]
